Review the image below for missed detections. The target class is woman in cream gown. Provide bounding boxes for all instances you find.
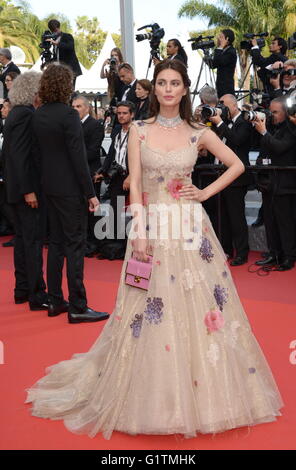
[26,60,283,440]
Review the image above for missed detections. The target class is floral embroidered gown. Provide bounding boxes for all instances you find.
[26,122,283,440]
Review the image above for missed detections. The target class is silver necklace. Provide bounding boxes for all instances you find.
[156,114,183,130]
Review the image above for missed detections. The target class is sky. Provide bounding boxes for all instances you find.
[25,0,209,39]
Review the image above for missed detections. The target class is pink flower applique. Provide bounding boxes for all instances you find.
[166,178,183,200]
[165,344,171,352]
[204,309,225,333]
[155,260,161,266]
[142,192,149,206]
[139,134,145,141]
[194,380,198,387]
[115,315,122,321]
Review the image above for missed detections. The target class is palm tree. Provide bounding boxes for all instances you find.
[179,0,296,94]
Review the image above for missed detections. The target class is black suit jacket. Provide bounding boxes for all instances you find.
[81,115,104,176]
[120,81,138,105]
[101,126,129,174]
[134,97,150,120]
[216,114,253,186]
[0,62,21,98]
[260,120,296,194]
[2,105,40,204]
[56,33,82,77]
[33,103,95,199]
[211,46,237,98]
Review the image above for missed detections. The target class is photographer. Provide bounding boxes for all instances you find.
[47,19,82,87]
[153,39,188,66]
[100,47,125,106]
[94,101,134,257]
[270,59,296,98]
[210,94,253,265]
[254,96,296,271]
[211,29,237,98]
[251,37,287,94]
[0,48,20,98]
[118,63,138,104]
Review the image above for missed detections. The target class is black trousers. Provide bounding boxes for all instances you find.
[46,194,88,314]
[109,173,128,240]
[221,185,249,258]
[0,183,14,231]
[264,193,296,260]
[10,199,46,303]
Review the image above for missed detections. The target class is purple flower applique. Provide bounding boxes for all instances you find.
[144,297,164,325]
[213,284,229,311]
[170,275,176,282]
[199,237,214,263]
[191,135,197,143]
[249,367,256,374]
[157,176,165,183]
[222,271,228,278]
[137,121,145,127]
[130,314,143,338]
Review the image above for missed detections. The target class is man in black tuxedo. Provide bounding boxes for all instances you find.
[211,29,237,98]
[72,95,104,255]
[254,97,296,271]
[250,37,287,95]
[210,94,253,265]
[2,72,48,309]
[33,63,109,323]
[47,19,82,87]
[0,48,20,98]
[118,63,138,105]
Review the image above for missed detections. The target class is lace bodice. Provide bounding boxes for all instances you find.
[133,120,208,201]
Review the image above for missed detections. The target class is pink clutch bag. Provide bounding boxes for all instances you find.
[125,253,153,290]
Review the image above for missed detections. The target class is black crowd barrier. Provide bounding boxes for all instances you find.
[194,164,296,242]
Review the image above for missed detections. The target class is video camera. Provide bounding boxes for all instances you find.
[136,23,165,60]
[39,30,60,66]
[188,35,215,51]
[240,32,268,51]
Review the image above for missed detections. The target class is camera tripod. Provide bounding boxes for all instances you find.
[191,49,216,106]
[236,59,262,102]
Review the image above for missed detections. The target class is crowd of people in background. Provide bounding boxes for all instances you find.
[0,19,296,325]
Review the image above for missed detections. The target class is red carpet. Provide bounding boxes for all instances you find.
[0,238,295,450]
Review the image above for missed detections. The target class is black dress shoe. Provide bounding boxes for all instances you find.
[230,256,248,266]
[68,308,109,324]
[29,301,49,311]
[255,256,277,266]
[14,294,29,304]
[276,259,295,271]
[48,301,69,317]
[2,237,15,247]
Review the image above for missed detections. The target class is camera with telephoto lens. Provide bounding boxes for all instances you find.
[136,23,165,61]
[200,103,229,122]
[268,67,296,79]
[102,161,127,181]
[39,30,60,66]
[188,35,215,51]
[240,32,268,51]
[241,109,270,122]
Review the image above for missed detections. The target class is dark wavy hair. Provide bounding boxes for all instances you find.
[168,39,188,66]
[149,59,195,127]
[39,63,73,104]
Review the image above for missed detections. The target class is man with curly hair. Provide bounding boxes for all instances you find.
[2,71,48,310]
[33,63,109,323]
